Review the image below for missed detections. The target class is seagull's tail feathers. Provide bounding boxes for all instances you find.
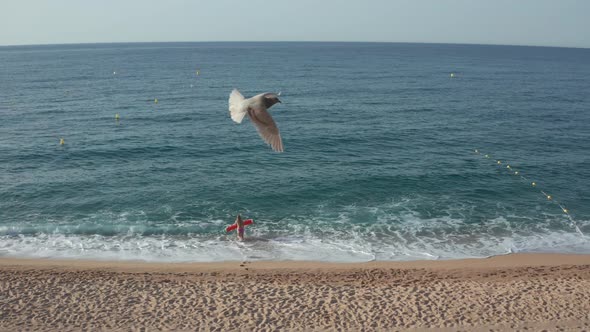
[229,89,247,123]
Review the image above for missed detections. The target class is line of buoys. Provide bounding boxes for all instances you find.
[473,149,584,236]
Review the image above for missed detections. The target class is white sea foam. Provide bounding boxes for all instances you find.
[0,223,587,263]
[1,199,588,262]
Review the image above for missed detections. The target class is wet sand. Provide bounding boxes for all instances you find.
[1,253,590,331]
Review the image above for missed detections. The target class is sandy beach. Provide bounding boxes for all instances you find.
[1,254,590,331]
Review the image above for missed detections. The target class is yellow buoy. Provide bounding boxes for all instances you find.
[515,171,519,175]
[485,154,489,158]
[497,160,501,164]
[154,98,158,104]
[546,195,552,200]
[474,149,479,153]
[196,70,200,76]
[532,182,536,187]
[113,71,117,75]
[115,113,120,120]
[506,165,511,169]
[59,138,65,145]
[562,208,569,214]
[450,73,455,78]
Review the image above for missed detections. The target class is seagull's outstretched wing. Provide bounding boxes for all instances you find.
[228,89,247,123]
[247,107,283,152]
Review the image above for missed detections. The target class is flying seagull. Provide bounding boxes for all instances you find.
[228,89,284,152]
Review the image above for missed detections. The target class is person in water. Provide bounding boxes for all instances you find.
[234,214,245,241]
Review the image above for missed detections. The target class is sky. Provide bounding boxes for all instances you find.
[1,0,589,48]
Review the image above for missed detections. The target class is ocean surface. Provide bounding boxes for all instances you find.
[1,42,589,262]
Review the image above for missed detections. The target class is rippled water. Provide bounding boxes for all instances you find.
[1,42,589,262]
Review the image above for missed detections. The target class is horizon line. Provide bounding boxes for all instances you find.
[1,40,589,50]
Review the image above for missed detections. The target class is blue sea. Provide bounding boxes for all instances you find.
[1,42,589,262]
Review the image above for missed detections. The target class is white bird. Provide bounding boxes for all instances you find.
[228,89,284,152]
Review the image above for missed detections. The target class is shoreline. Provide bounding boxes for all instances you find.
[2,252,590,271]
[2,253,590,331]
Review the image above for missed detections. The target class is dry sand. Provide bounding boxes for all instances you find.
[1,253,590,331]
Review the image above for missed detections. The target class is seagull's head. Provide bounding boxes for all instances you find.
[263,93,282,109]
